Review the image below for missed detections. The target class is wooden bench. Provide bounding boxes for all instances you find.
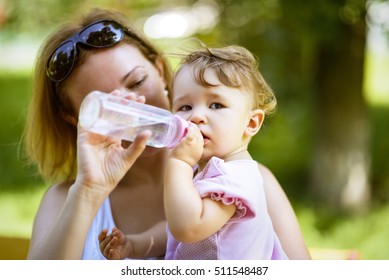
[0,236,29,260]
[0,236,360,260]
[309,247,361,260]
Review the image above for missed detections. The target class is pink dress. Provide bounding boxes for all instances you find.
[165,157,288,260]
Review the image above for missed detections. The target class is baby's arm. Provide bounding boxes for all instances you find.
[99,221,167,259]
[164,123,236,243]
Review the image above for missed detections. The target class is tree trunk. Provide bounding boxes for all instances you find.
[311,18,371,214]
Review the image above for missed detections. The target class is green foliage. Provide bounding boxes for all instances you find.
[2,0,81,38]
[1,0,171,40]
[0,73,43,191]
[249,100,314,200]
[370,106,389,202]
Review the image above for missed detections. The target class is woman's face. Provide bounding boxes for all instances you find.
[63,43,170,117]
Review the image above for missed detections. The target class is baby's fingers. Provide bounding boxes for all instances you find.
[104,236,118,259]
[98,228,108,242]
[108,248,121,260]
[99,234,114,255]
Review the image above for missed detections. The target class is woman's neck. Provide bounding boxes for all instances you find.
[117,147,169,188]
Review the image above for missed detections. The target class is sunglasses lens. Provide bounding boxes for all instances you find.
[80,21,123,46]
[47,21,125,82]
[47,41,75,82]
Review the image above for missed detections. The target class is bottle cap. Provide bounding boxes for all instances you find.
[167,115,189,149]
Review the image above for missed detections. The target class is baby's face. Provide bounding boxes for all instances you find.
[172,64,254,162]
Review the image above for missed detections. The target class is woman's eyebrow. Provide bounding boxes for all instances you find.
[121,66,143,83]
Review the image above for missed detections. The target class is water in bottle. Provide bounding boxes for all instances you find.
[79,91,188,148]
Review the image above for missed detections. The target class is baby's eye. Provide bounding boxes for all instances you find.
[209,103,224,109]
[178,105,192,112]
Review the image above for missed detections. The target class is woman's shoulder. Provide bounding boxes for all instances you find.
[256,162,277,182]
[255,162,286,198]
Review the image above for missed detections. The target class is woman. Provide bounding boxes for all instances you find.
[23,7,310,259]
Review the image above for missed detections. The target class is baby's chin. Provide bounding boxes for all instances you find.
[199,155,212,165]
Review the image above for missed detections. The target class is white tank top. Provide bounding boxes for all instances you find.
[82,198,115,260]
[81,197,159,260]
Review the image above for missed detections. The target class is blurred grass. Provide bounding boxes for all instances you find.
[297,203,389,259]
[0,186,45,238]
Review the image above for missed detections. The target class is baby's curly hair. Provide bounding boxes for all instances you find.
[175,44,277,115]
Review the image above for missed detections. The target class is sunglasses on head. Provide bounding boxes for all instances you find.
[46,20,127,83]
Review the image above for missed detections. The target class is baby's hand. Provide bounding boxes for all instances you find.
[170,122,203,167]
[98,227,132,260]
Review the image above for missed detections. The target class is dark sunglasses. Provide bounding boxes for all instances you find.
[46,20,127,83]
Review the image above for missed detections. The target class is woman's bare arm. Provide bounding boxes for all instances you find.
[27,182,103,259]
[28,129,150,259]
[259,163,311,259]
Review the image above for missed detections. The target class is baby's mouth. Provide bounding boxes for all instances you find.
[201,132,209,142]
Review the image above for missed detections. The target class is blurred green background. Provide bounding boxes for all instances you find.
[0,0,389,259]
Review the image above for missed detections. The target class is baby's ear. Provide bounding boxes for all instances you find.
[245,109,264,137]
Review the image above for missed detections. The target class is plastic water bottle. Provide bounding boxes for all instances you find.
[79,91,188,148]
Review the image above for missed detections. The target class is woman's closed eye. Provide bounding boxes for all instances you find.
[127,76,146,90]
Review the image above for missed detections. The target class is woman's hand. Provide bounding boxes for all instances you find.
[75,126,150,192]
[74,90,151,195]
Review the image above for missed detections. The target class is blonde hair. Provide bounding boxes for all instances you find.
[175,44,276,114]
[23,8,173,183]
